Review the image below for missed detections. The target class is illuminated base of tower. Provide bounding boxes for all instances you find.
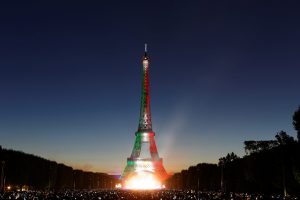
[122,158,168,189]
[122,131,168,189]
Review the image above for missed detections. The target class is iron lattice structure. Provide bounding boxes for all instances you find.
[122,45,168,182]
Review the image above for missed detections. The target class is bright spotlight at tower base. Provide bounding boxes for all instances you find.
[123,172,163,190]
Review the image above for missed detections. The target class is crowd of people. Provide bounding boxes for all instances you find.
[0,190,299,200]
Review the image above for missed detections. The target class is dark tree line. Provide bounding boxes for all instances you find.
[166,139,300,195]
[166,106,300,195]
[0,147,117,191]
[166,163,220,191]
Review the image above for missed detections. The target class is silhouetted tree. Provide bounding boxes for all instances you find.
[219,152,239,164]
[244,141,257,155]
[275,130,295,145]
[218,153,240,192]
[293,106,300,142]
[244,140,278,155]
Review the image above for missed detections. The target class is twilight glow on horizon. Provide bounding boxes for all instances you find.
[1,1,300,174]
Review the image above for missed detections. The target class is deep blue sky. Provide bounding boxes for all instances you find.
[0,1,300,173]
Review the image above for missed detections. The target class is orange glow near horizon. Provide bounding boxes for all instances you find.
[123,172,163,190]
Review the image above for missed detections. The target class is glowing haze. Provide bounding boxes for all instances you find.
[1,1,300,174]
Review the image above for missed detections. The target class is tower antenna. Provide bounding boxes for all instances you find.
[144,43,147,53]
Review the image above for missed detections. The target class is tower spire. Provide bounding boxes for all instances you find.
[144,43,147,56]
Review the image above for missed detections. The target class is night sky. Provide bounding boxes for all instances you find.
[1,1,300,174]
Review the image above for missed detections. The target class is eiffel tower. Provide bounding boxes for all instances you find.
[122,44,168,187]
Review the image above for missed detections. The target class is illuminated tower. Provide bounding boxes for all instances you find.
[122,44,168,189]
